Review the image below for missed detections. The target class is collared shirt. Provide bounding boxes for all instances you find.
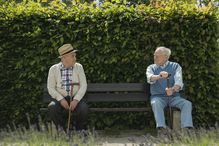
[146,61,184,89]
[60,63,73,95]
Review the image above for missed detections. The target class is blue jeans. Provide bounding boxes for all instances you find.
[150,95,193,128]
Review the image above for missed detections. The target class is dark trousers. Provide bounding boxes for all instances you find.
[48,97,88,131]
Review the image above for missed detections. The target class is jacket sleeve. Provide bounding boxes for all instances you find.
[47,66,64,101]
[73,64,87,101]
[146,65,156,84]
[174,64,184,89]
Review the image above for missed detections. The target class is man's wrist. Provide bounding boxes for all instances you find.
[150,75,161,81]
[172,87,175,92]
[172,87,179,92]
[153,75,161,80]
[158,74,162,80]
[73,99,79,103]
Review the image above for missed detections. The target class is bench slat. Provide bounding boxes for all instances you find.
[43,93,148,103]
[89,107,150,112]
[87,83,148,92]
[85,93,147,102]
[40,107,150,112]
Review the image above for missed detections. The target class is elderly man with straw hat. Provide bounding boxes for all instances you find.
[47,44,88,132]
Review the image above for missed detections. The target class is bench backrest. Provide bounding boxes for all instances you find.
[42,83,149,103]
[85,83,149,102]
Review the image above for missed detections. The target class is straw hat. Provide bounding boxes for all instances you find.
[58,44,77,58]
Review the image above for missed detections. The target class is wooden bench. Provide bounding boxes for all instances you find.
[40,83,181,129]
[84,83,150,112]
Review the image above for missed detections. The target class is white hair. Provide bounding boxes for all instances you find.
[156,46,171,58]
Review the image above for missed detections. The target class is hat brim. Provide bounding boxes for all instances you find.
[58,50,78,58]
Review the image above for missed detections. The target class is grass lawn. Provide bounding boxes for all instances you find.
[0,123,219,146]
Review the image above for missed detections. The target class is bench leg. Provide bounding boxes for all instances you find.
[172,110,181,130]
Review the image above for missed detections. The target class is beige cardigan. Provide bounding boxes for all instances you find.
[47,62,87,101]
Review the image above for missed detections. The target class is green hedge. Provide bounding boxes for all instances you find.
[0,0,218,129]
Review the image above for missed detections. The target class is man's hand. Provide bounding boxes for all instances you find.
[60,98,69,110]
[166,87,174,96]
[70,99,79,111]
[159,71,169,78]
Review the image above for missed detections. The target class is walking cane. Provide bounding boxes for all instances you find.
[166,74,172,128]
[67,83,74,135]
[67,82,80,135]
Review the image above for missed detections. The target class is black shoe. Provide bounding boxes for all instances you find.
[182,127,194,137]
[157,127,166,136]
[157,127,172,142]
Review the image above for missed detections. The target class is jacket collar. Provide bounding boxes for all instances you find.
[157,61,169,69]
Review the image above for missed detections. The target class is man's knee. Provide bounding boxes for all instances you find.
[185,100,192,108]
[76,101,88,115]
[48,101,56,111]
[48,101,60,115]
[151,98,163,107]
